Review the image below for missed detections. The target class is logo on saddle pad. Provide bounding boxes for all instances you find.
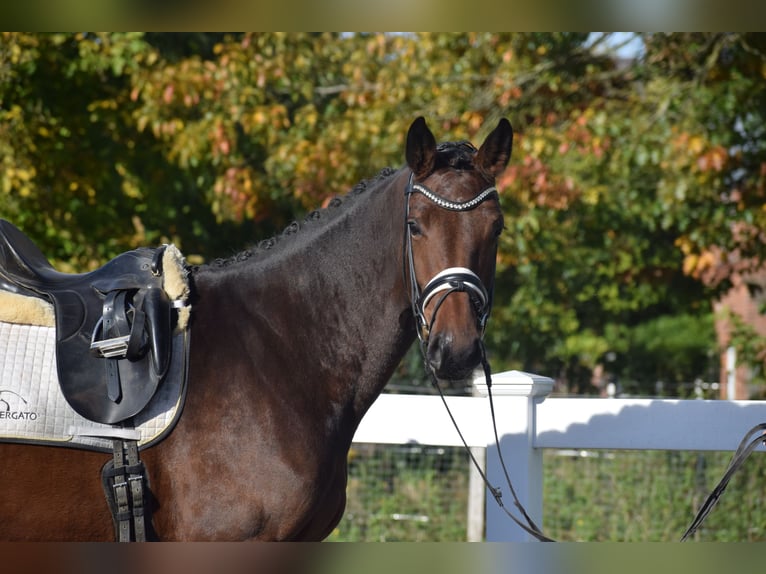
[0,390,39,421]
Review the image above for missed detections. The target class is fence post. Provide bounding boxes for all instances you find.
[473,370,554,541]
[466,446,486,542]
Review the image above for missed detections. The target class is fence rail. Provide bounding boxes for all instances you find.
[351,370,766,541]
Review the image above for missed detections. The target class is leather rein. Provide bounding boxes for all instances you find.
[403,171,554,542]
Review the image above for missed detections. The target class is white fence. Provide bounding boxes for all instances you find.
[351,370,766,541]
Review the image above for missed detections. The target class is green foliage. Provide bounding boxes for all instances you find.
[599,313,718,396]
[2,32,765,388]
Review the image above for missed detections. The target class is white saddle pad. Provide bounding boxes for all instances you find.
[0,320,186,452]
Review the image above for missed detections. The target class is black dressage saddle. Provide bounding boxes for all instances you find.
[0,219,185,425]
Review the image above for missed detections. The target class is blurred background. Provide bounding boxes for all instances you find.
[2,32,766,540]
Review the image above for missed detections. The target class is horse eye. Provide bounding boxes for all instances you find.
[407,220,423,236]
[493,223,505,238]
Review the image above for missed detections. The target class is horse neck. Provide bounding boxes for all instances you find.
[192,169,415,427]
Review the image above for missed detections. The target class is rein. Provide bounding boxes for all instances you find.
[681,422,766,541]
[403,172,553,542]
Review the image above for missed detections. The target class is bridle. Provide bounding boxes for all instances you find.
[402,170,554,542]
[403,172,496,352]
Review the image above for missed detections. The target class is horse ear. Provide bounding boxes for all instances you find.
[406,117,437,179]
[476,118,513,179]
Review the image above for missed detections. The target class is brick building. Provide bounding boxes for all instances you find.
[711,266,766,400]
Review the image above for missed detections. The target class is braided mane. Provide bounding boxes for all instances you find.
[208,167,398,268]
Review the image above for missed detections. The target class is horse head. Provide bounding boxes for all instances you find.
[404,116,513,382]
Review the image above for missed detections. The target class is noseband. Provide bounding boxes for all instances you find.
[403,172,498,348]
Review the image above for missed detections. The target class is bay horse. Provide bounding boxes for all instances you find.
[0,116,513,541]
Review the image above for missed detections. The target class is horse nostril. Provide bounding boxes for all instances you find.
[467,338,483,369]
[427,333,483,380]
[427,333,450,373]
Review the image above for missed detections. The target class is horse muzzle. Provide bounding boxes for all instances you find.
[426,330,484,381]
[415,267,490,381]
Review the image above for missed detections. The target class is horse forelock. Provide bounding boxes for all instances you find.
[434,140,478,171]
[201,166,400,270]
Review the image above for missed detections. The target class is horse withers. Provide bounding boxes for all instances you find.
[0,116,513,540]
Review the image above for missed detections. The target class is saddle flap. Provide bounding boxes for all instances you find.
[52,290,88,340]
[56,284,169,425]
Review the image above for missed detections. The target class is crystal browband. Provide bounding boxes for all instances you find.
[410,183,498,211]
